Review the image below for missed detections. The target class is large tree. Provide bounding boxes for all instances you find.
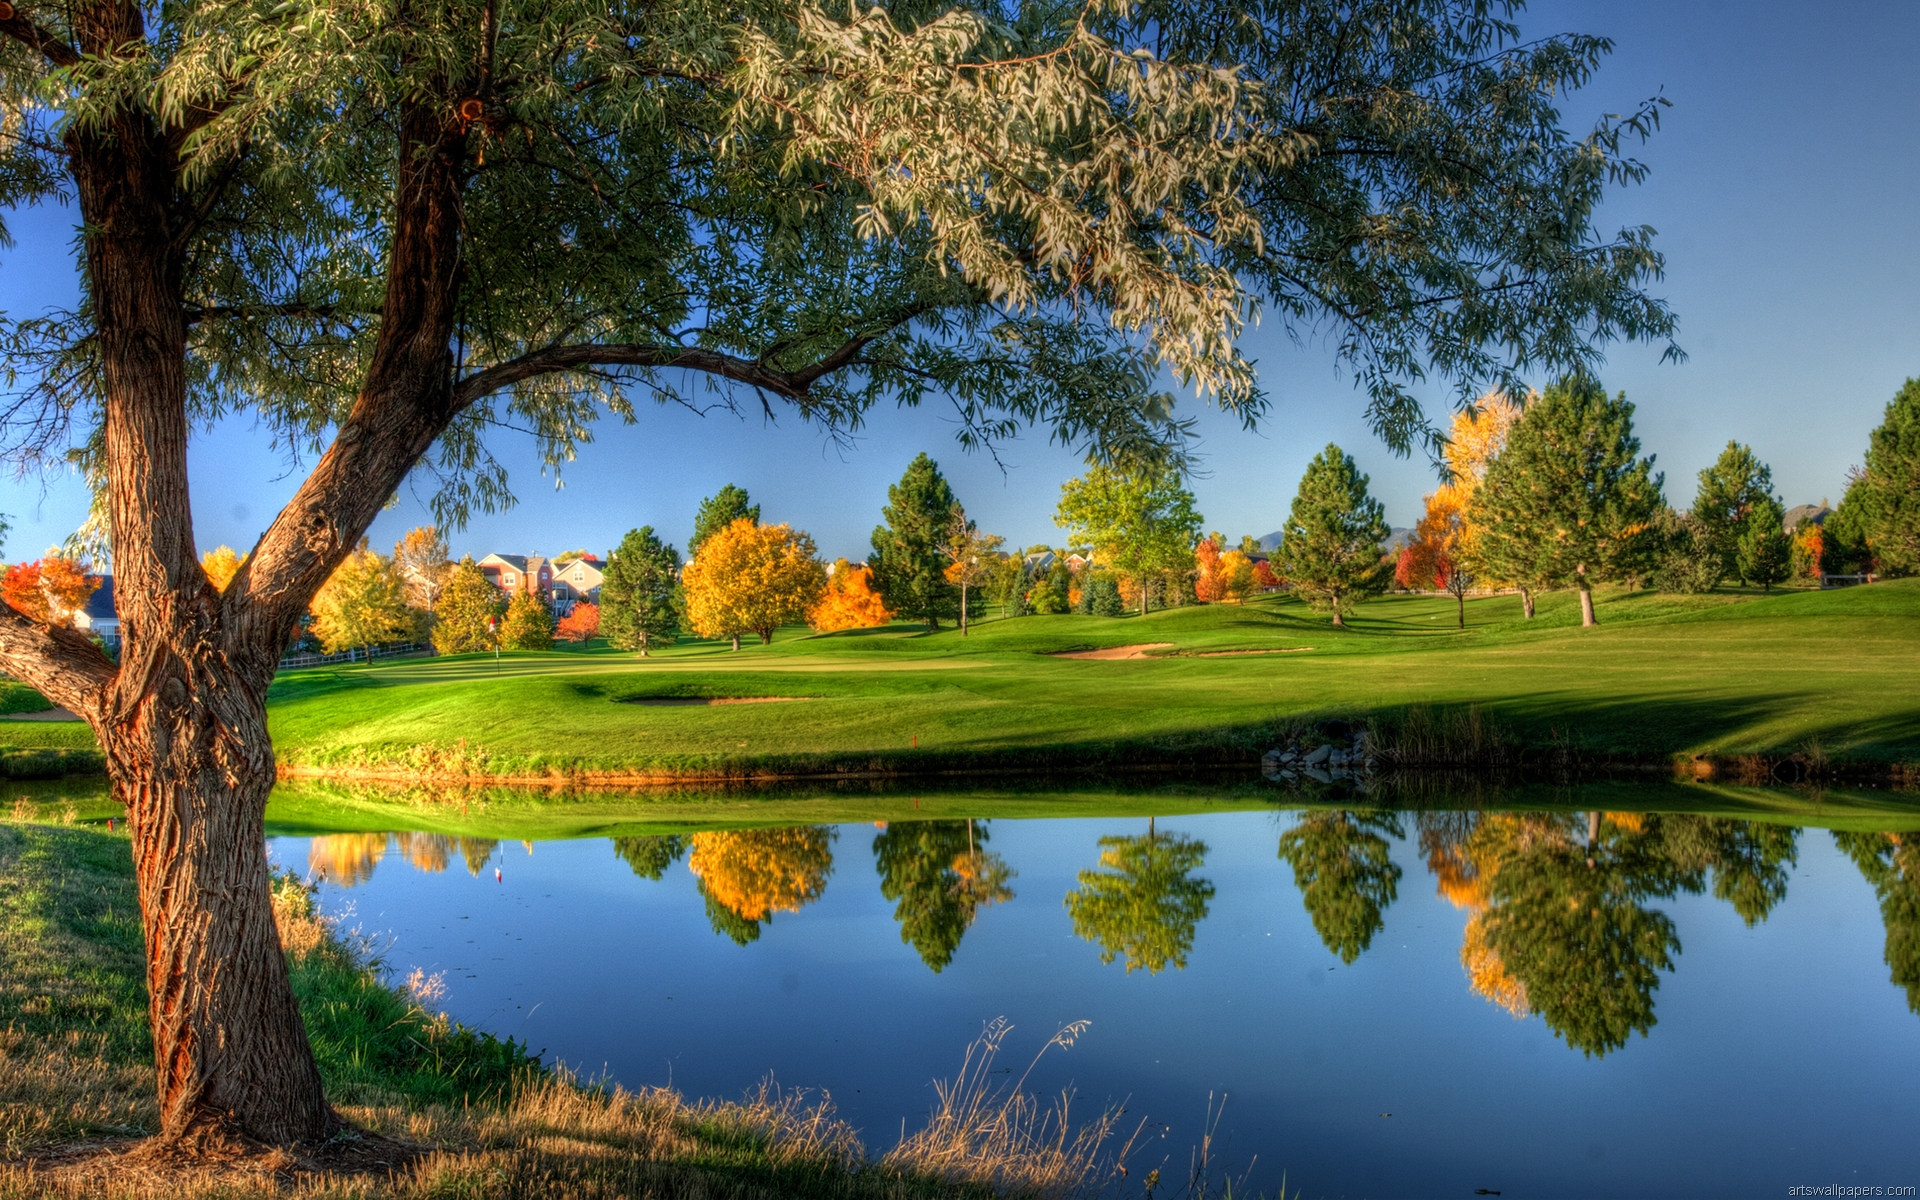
[1274,444,1391,626]
[680,519,825,648]
[1277,809,1404,964]
[690,486,761,559]
[0,0,1676,1151]
[870,453,960,630]
[1692,442,1776,585]
[1849,378,1920,574]
[1064,820,1214,974]
[600,526,682,655]
[1468,377,1663,626]
[873,819,1013,972]
[1055,465,1202,614]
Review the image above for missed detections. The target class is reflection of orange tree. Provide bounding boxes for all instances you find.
[307,834,388,887]
[688,827,835,945]
[1419,812,1564,1017]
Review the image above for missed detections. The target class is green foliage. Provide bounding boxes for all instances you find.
[873,820,1013,973]
[1029,561,1071,615]
[1651,508,1723,594]
[1276,810,1403,964]
[1086,575,1125,617]
[1853,378,1920,574]
[499,591,555,651]
[1482,828,1681,1058]
[1735,498,1792,592]
[1055,466,1201,612]
[311,548,413,655]
[613,835,686,881]
[700,884,764,946]
[433,558,506,655]
[1064,824,1213,974]
[602,527,682,654]
[1823,486,1876,575]
[1469,377,1663,612]
[1273,445,1390,624]
[1694,442,1776,583]
[692,487,761,558]
[871,454,960,629]
[986,555,1029,617]
[1834,832,1920,1013]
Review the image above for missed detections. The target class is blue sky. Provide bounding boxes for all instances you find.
[3,0,1917,564]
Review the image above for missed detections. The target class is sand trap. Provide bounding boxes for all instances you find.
[1193,647,1314,657]
[622,696,801,707]
[1049,643,1174,660]
[2,707,81,721]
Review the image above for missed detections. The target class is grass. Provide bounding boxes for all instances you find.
[0,812,1136,1199]
[262,581,1920,777]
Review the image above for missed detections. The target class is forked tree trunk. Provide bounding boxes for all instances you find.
[103,693,334,1146]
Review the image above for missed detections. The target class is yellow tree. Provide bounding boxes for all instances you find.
[811,560,894,632]
[310,546,413,660]
[200,546,247,592]
[392,526,452,613]
[688,827,835,944]
[940,506,1004,635]
[682,519,826,650]
[1396,489,1473,627]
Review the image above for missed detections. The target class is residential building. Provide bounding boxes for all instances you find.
[550,556,605,606]
[72,576,119,644]
[478,553,552,597]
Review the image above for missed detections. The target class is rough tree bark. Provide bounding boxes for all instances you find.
[1577,565,1598,627]
[1518,585,1535,619]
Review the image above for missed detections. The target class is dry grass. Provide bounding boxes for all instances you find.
[1364,706,1517,768]
[0,1030,152,1159]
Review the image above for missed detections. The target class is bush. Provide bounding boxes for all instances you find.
[1652,509,1722,594]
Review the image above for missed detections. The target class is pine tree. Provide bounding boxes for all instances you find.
[1854,378,1920,573]
[1736,498,1792,591]
[431,558,505,655]
[870,454,960,630]
[1274,445,1391,626]
[1469,378,1663,627]
[601,527,682,655]
[691,486,760,558]
[1694,442,1775,584]
[499,591,555,650]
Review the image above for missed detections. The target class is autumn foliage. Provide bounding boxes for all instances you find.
[1193,536,1256,603]
[810,560,893,631]
[556,601,601,644]
[681,518,826,647]
[0,556,98,625]
[688,828,834,922]
[201,545,247,592]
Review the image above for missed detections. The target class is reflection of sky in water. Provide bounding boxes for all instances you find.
[268,812,1920,1198]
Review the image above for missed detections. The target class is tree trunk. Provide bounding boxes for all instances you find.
[1455,590,1465,629]
[105,697,335,1147]
[1577,571,1597,626]
[960,583,968,636]
[731,633,741,652]
[1519,586,1535,619]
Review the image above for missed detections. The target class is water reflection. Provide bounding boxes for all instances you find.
[687,828,836,945]
[1276,809,1403,963]
[873,820,1015,972]
[1064,818,1214,974]
[1834,831,1920,1011]
[308,831,500,884]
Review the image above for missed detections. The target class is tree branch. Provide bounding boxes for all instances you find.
[0,608,117,719]
[0,5,81,68]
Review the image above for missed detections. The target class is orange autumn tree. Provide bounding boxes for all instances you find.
[810,560,893,632]
[556,602,601,646]
[688,827,835,943]
[1396,488,1473,627]
[0,556,98,625]
[681,519,826,650]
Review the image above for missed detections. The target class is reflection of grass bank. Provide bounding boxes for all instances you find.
[1,814,1129,1198]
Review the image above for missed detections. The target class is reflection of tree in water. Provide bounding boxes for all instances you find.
[1834,831,1920,1013]
[613,835,687,880]
[1278,809,1404,964]
[688,828,835,946]
[1417,811,1798,1057]
[307,834,387,886]
[306,832,500,884]
[1065,819,1213,974]
[872,819,1015,972]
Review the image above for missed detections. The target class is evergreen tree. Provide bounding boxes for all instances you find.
[1735,498,1792,591]
[873,820,1013,972]
[1468,377,1663,627]
[1086,575,1125,616]
[1822,485,1876,576]
[691,486,761,558]
[1276,809,1403,964]
[431,558,504,655]
[1650,508,1723,594]
[1274,445,1390,626]
[1834,832,1920,1013]
[499,591,555,650]
[870,454,960,629]
[1853,378,1920,573]
[613,836,686,881]
[601,527,682,655]
[1693,442,1775,583]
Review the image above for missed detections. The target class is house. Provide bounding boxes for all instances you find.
[549,556,605,606]
[1023,550,1056,573]
[72,576,119,644]
[478,553,552,597]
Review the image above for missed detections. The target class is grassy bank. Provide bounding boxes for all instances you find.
[0,815,1129,1198]
[265,582,1920,778]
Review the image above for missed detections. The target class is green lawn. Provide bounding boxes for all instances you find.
[244,579,1920,777]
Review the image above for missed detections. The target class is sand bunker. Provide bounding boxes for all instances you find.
[1049,643,1174,660]
[622,696,801,707]
[1193,647,1313,657]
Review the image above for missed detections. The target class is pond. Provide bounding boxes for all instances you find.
[260,779,1920,1199]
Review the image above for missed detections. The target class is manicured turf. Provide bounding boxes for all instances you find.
[253,580,1920,775]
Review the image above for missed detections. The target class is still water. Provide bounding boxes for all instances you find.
[267,785,1920,1199]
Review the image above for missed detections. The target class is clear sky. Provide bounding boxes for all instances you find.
[3,0,1917,565]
